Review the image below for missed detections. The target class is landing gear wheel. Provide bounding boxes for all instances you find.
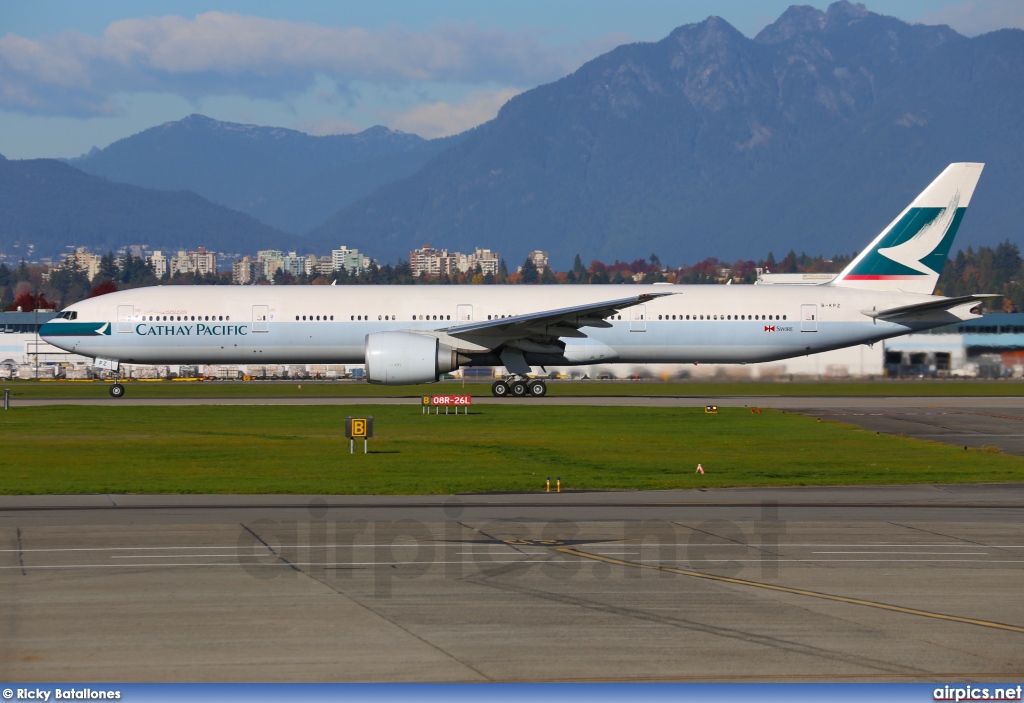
[491,380,510,397]
[109,383,125,399]
[510,380,528,397]
[527,380,547,397]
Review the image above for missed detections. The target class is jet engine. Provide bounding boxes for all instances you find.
[364,331,467,385]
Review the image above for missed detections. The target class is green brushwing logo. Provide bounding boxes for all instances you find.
[845,192,964,280]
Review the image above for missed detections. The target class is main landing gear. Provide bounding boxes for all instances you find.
[491,376,547,398]
[109,373,126,399]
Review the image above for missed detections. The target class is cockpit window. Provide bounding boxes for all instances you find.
[57,311,78,320]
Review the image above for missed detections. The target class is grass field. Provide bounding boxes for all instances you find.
[2,404,1021,494]
[3,378,1024,400]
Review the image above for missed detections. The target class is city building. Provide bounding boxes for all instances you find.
[410,244,459,278]
[169,250,195,276]
[232,255,256,285]
[61,247,103,281]
[256,250,284,280]
[166,248,218,277]
[281,252,305,277]
[191,247,217,276]
[306,255,332,276]
[465,248,500,276]
[527,250,549,271]
[411,245,499,278]
[149,251,168,279]
[331,246,365,275]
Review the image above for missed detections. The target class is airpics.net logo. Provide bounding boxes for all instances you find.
[234,498,786,597]
[934,685,1023,701]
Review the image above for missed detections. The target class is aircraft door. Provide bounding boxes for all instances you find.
[456,304,473,322]
[630,305,647,332]
[117,305,135,333]
[253,305,269,333]
[801,304,818,332]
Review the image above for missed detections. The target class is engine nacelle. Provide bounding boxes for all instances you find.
[364,331,463,385]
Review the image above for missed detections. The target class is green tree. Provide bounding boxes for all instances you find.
[520,257,539,283]
[97,252,119,283]
[45,265,92,306]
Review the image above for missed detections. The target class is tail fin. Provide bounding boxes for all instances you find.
[831,163,984,294]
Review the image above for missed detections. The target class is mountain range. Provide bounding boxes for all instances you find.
[4,1,1023,268]
[0,158,296,259]
[68,115,457,234]
[314,1,1024,267]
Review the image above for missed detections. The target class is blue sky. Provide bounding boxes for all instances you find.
[2,0,1022,160]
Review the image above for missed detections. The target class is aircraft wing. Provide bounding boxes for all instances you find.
[443,292,674,345]
[861,294,998,321]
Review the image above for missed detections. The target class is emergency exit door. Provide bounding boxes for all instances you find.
[801,304,818,332]
[117,305,135,333]
[630,305,647,332]
[252,305,269,332]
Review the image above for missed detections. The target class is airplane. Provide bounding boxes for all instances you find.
[41,162,993,399]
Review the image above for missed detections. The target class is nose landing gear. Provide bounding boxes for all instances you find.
[491,376,547,398]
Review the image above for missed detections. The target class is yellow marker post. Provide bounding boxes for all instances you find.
[546,477,550,493]
[556,477,561,493]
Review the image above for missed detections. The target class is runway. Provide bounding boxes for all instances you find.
[2,486,1023,682]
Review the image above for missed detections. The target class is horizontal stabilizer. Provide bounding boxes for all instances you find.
[861,294,998,321]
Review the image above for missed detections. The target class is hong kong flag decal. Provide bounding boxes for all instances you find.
[764,325,776,332]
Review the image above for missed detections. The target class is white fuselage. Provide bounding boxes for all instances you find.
[41,284,975,371]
